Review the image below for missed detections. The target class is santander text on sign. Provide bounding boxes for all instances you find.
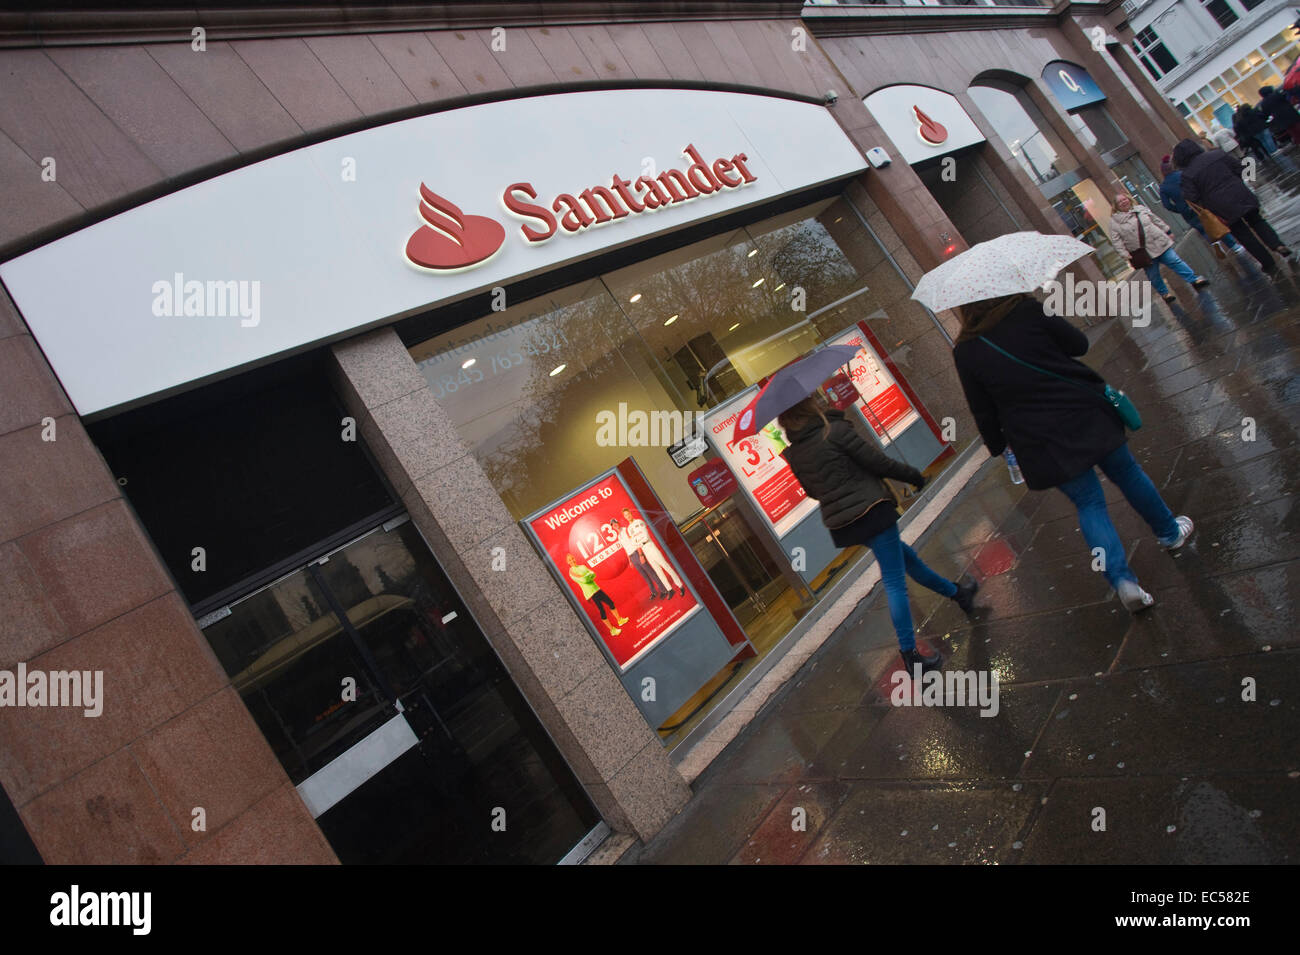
[502,144,756,243]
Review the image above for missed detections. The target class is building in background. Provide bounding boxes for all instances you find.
[0,0,1190,865]
[1116,0,1300,132]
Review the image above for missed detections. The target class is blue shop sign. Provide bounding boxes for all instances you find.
[1042,61,1106,111]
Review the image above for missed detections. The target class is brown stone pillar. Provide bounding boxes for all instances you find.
[329,328,691,843]
[0,288,335,865]
[1106,37,1197,143]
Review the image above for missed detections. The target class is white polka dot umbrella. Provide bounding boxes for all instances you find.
[910,231,1096,313]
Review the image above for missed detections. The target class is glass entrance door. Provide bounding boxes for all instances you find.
[201,517,602,864]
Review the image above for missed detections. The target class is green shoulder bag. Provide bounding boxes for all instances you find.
[979,336,1142,431]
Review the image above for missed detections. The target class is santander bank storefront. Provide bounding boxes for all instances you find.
[2,86,964,863]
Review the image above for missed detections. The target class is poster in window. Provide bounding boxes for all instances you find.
[702,392,820,538]
[826,327,920,443]
[527,472,699,671]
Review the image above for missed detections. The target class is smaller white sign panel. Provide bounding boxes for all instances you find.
[863,84,987,166]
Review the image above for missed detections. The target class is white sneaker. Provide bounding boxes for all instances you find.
[1117,579,1156,613]
[1159,515,1194,550]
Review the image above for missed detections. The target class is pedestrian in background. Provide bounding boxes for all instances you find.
[1176,137,1294,276]
[1208,118,1241,159]
[1233,104,1273,161]
[779,395,976,674]
[1258,86,1300,147]
[951,293,1194,613]
[1107,192,1209,303]
[1159,155,1241,256]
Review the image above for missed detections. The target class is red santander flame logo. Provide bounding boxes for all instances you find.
[405,184,506,271]
[912,105,948,147]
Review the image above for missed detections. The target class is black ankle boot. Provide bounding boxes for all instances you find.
[900,645,942,674]
[953,578,979,614]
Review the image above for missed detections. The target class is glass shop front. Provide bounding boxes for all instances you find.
[405,192,964,747]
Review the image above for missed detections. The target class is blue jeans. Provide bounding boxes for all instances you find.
[1056,444,1179,588]
[1260,129,1278,153]
[866,522,957,652]
[1143,248,1200,295]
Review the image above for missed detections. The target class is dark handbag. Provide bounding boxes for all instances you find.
[1127,212,1153,269]
[979,337,1142,431]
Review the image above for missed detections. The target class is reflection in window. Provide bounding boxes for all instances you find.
[405,198,930,524]
[967,84,1061,185]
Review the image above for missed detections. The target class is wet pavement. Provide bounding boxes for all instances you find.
[629,156,1300,865]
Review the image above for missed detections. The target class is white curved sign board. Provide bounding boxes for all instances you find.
[1,88,867,415]
[863,84,986,166]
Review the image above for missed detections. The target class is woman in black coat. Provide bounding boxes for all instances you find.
[1258,86,1300,144]
[780,397,976,673]
[951,294,1193,612]
[1175,137,1293,274]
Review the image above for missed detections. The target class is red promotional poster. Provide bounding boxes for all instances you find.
[686,459,738,509]
[703,395,820,537]
[826,327,920,443]
[528,472,700,670]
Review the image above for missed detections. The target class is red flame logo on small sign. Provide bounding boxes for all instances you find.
[913,105,948,147]
[405,184,506,271]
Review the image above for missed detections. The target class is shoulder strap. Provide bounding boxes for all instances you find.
[978,336,1099,395]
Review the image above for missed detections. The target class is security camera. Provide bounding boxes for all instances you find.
[824,90,838,107]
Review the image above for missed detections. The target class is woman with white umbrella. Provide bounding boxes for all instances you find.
[913,232,1194,613]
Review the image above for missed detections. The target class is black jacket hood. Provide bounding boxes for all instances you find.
[1172,138,1203,169]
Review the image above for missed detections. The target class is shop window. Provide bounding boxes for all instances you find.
[967,84,1062,185]
[1239,0,1262,8]
[1072,104,1128,154]
[1201,0,1238,29]
[405,196,959,744]
[1264,34,1293,57]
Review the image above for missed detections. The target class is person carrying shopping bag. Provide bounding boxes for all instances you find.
[950,294,1195,613]
[1106,192,1210,303]
[1159,156,1241,257]
[780,396,977,674]
[1175,137,1294,276]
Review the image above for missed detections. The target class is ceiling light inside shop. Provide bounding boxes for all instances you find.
[775,283,785,291]
[549,364,566,377]
[629,293,642,303]
[728,323,740,331]
[664,314,678,326]
[834,217,843,223]
[461,358,476,369]
[747,248,757,257]
[752,278,765,288]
